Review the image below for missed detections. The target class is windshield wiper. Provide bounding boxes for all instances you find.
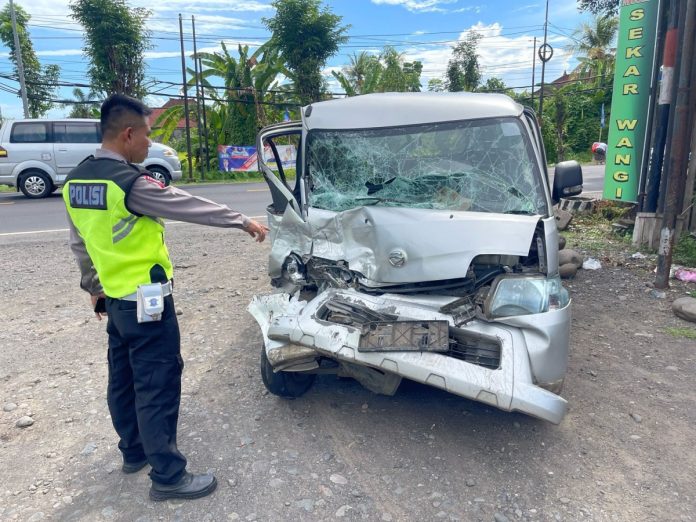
[504,209,538,215]
[365,176,396,195]
[355,196,407,206]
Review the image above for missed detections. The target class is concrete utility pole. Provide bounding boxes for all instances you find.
[178,14,194,182]
[191,16,205,181]
[9,0,29,118]
[537,0,550,122]
[644,0,679,212]
[655,0,696,289]
[531,36,537,108]
[198,55,210,172]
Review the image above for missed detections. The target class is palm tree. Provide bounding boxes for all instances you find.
[345,52,378,92]
[332,52,382,96]
[568,15,619,86]
[154,42,288,149]
[332,46,422,96]
[64,88,99,118]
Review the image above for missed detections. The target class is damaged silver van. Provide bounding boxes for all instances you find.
[248,92,583,424]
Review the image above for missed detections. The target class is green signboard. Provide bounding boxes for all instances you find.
[603,0,659,202]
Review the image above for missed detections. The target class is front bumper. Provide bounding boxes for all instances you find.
[248,288,570,424]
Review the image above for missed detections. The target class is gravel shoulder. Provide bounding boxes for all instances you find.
[0,223,695,522]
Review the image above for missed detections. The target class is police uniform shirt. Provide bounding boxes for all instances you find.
[68,148,251,296]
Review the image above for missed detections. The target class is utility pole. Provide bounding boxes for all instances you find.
[644,0,679,212]
[178,14,194,182]
[655,0,695,289]
[191,16,205,181]
[538,0,550,123]
[531,36,537,108]
[198,55,210,172]
[9,0,29,118]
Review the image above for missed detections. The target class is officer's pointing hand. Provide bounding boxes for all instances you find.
[245,220,270,243]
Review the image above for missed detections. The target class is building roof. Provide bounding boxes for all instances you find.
[150,98,197,129]
[302,92,524,130]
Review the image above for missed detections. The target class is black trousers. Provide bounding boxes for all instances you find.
[105,294,187,485]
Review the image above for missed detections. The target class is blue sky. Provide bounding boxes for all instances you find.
[0,0,590,119]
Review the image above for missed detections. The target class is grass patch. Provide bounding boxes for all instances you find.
[562,201,636,258]
[664,327,696,340]
[176,168,296,185]
[673,234,696,267]
[0,185,13,192]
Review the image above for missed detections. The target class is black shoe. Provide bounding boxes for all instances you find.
[122,458,149,474]
[149,472,217,501]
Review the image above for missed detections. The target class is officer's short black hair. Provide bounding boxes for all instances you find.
[100,94,152,139]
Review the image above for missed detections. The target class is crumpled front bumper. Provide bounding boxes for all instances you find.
[248,288,569,424]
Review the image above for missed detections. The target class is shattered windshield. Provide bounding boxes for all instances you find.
[306,117,547,214]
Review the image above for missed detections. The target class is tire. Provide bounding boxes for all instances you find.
[146,166,171,186]
[260,345,316,398]
[19,170,53,199]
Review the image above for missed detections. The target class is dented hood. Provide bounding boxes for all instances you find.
[270,206,540,284]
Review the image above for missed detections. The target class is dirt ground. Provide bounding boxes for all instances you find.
[0,222,695,522]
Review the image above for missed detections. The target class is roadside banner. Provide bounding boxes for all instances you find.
[218,144,297,172]
[603,0,659,202]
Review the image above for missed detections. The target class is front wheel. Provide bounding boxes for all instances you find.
[260,346,316,398]
[146,166,171,186]
[19,170,52,198]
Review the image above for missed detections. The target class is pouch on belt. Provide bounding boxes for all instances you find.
[136,283,165,323]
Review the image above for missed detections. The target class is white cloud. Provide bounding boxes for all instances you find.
[322,66,344,76]
[153,0,272,12]
[395,22,573,90]
[371,0,460,13]
[144,38,265,59]
[452,6,481,13]
[36,49,84,57]
[145,94,169,108]
[511,4,540,12]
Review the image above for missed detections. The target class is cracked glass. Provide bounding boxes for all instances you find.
[306,117,546,214]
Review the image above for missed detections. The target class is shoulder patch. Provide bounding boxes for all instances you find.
[142,175,165,189]
[68,183,108,210]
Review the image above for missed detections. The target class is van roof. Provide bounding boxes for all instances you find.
[302,92,524,131]
[6,118,98,123]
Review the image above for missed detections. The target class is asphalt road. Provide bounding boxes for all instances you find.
[0,164,606,235]
[0,182,273,236]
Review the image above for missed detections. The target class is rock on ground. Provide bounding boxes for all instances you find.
[672,296,696,323]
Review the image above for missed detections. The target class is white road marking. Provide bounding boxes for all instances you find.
[0,216,268,237]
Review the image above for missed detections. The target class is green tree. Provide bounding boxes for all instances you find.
[427,78,445,92]
[0,3,60,117]
[155,42,288,156]
[332,46,422,95]
[568,15,619,86]
[446,32,482,92]
[478,77,512,95]
[578,0,619,17]
[69,0,151,97]
[63,88,100,118]
[263,0,349,105]
[343,51,380,93]
[378,46,422,93]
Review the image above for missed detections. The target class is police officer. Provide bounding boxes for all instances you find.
[63,94,269,501]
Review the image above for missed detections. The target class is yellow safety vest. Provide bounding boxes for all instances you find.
[63,157,173,298]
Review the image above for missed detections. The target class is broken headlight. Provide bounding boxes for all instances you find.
[282,254,306,283]
[485,275,569,319]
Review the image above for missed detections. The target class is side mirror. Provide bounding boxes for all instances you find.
[552,160,583,204]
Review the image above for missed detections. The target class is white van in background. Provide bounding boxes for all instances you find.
[0,119,182,198]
